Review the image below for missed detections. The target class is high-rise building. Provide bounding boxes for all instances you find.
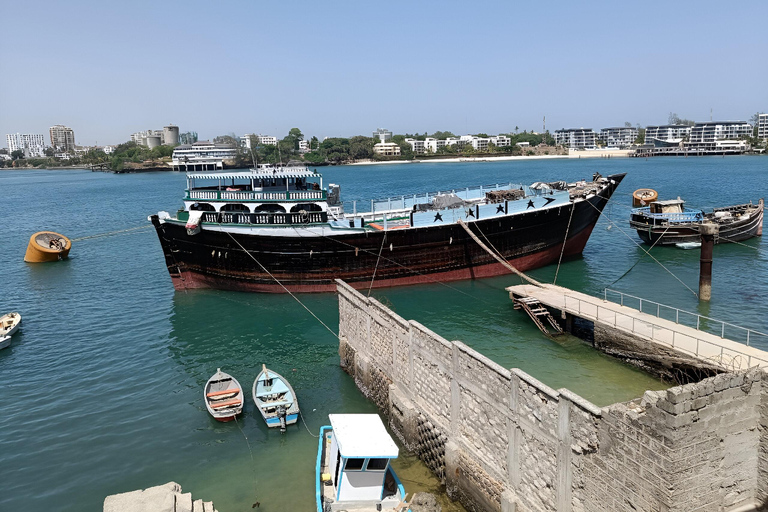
[599,127,638,148]
[6,133,47,157]
[757,113,768,141]
[49,125,76,151]
[373,128,393,142]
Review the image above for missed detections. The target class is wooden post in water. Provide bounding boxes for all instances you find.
[699,222,718,301]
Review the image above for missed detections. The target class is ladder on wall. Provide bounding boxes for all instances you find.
[514,296,564,337]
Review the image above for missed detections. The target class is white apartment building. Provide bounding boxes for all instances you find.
[49,125,75,151]
[554,128,597,149]
[298,140,310,153]
[171,141,238,171]
[373,142,401,156]
[405,134,511,154]
[6,133,47,157]
[644,125,692,145]
[688,121,752,145]
[257,135,278,146]
[599,127,638,148]
[757,113,768,141]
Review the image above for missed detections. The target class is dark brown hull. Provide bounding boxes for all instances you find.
[150,174,625,292]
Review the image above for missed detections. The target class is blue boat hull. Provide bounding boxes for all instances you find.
[264,413,298,427]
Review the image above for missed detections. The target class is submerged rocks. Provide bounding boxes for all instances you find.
[410,492,442,512]
[103,482,216,512]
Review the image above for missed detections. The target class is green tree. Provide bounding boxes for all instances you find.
[310,136,319,150]
[635,128,646,144]
[11,150,24,160]
[668,113,695,126]
[430,131,456,140]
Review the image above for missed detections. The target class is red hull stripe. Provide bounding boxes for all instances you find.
[171,224,596,293]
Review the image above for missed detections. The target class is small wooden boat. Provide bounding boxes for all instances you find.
[204,368,244,422]
[24,231,72,262]
[0,312,21,338]
[252,364,299,432]
[317,414,409,512]
[630,198,764,247]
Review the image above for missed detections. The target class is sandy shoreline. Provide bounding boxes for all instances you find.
[347,149,631,166]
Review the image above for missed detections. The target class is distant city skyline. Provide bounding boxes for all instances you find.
[1,0,766,148]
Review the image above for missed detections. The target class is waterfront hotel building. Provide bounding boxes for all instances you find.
[170,141,238,171]
[554,128,597,149]
[598,127,638,148]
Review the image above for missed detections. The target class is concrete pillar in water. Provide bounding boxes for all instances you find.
[699,222,718,301]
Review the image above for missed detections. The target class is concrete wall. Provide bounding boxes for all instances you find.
[336,280,767,512]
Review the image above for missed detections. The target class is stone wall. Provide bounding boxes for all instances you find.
[336,280,768,512]
[103,482,217,512]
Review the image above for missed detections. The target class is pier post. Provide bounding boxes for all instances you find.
[699,222,718,301]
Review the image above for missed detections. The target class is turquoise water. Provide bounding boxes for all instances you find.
[1,157,766,511]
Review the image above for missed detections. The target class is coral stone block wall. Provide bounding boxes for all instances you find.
[336,280,767,512]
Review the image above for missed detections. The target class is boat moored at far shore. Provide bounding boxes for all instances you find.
[149,164,625,293]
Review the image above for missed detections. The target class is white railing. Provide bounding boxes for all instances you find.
[603,289,768,347]
[186,190,326,202]
[559,292,768,368]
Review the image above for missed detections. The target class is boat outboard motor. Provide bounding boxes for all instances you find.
[277,405,287,433]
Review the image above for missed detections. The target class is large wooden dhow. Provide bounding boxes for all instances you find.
[149,165,625,293]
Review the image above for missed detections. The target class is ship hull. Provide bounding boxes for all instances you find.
[151,174,624,293]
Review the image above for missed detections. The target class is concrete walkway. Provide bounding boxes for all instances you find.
[507,284,768,369]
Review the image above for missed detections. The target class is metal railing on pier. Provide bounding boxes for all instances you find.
[603,289,768,348]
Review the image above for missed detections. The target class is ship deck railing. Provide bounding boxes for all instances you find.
[631,210,704,223]
[200,211,328,225]
[341,182,556,217]
[187,189,327,202]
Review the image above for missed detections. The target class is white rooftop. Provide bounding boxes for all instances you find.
[188,168,319,180]
[329,414,399,459]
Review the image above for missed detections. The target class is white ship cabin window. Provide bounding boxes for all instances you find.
[365,458,389,471]
[344,458,365,471]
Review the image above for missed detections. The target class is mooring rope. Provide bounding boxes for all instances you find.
[71,224,153,242]
[606,225,670,289]
[291,226,495,303]
[233,415,260,508]
[457,220,543,287]
[368,233,387,297]
[221,228,339,337]
[299,411,320,438]
[553,203,576,286]
[584,198,699,298]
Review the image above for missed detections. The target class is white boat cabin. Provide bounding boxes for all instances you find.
[327,414,399,503]
[649,199,685,214]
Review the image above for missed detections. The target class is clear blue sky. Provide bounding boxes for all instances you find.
[1,0,766,146]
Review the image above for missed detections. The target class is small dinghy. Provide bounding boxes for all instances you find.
[0,312,21,338]
[252,364,299,432]
[204,368,244,422]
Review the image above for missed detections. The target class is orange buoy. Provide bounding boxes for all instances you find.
[632,188,658,207]
[24,232,72,263]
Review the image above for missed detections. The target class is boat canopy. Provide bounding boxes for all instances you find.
[187,168,319,181]
[329,414,398,458]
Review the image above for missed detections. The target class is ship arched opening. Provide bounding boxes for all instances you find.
[254,204,286,213]
[290,203,323,213]
[220,203,250,212]
[190,202,215,211]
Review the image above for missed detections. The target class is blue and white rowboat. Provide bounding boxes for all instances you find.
[252,364,299,431]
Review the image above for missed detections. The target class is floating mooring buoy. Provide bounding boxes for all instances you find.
[24,231,72,263]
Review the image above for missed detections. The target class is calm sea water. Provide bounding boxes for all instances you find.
[1,156,766,512]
